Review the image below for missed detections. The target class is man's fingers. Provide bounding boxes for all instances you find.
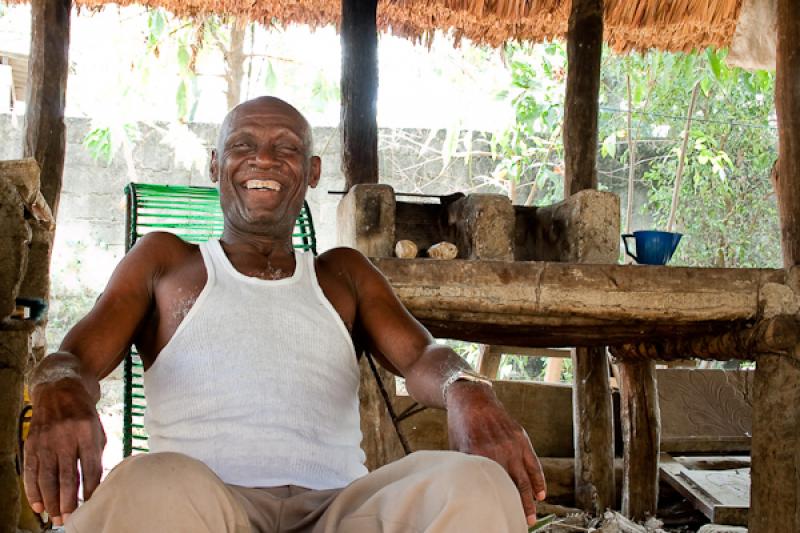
[37,451,62,520]
[22,444,43,514]
[78,439,103,501]
[523,444,547,501]
[509,462,537,524]
[58,455,80,516]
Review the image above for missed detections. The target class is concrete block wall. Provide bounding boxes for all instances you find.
[0,114,498,261]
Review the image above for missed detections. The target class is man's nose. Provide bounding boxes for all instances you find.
[252,145,280,168]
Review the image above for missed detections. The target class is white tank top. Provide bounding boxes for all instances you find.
[143,239,367,490]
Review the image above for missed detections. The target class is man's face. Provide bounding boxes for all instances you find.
[210,98,321,236]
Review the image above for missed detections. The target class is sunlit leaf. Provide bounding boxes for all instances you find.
[707,48,722,82]
[601,132,617,159]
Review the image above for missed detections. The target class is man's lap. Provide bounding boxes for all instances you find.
[67,450,526,533]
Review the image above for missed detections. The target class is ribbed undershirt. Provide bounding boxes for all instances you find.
[143,239,367,490]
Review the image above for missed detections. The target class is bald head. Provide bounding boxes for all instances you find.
[216,96,314,158]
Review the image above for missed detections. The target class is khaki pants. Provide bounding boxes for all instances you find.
[67,450,527,533]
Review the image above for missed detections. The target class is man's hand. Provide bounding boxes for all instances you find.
[446,381,546,527]
[24,377,106,527]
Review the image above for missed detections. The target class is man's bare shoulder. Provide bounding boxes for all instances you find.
[316,246,372,275]
[128,231,199,261]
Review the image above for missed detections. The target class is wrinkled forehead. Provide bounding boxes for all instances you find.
[218,98,313,150]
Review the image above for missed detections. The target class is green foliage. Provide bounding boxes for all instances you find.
[83,122,139,165]
[491,43,566,205]
[496,43,780,268]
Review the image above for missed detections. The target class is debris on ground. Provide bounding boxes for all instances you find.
[537,510,668,532]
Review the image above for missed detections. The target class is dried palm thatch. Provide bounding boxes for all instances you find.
[13,0,744,52]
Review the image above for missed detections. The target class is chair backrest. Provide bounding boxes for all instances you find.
[122,182,317,456]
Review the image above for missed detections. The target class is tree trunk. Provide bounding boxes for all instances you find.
[340,0,379,190]
[224,20,246,111]
[23,0,71,218]
[563,0,603,195]
[618,359,660,520]
[750,2,800,531]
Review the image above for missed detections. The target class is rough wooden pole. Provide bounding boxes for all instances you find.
[23,0,71,218]
[562,0,613,515]
[340,0,379,190]
[750,1,800,531]
[618,359,660,520]
[563,0,603,195]
[572,346,615,514]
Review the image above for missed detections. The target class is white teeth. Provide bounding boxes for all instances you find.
[245,179,282,191]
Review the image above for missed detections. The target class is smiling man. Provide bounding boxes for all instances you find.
[24,96,545,533]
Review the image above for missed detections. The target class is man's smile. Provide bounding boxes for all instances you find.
[244,179,282,192]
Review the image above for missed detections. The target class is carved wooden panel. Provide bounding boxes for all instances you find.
[657,369,753,453]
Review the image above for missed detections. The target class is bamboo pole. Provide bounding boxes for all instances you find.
[625,74,636,235]
[666,82,700,233]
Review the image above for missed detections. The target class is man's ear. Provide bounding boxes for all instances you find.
[308,156,322,189]
[210,149,219,183]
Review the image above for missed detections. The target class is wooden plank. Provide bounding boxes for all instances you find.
[673,456,750,471]
[340,0,378,189]
[661,437,750,454]
[563,0,603,195]
[751,2,800,532]
[23,0,71,218]
[373,258,787,347]
[619,359,660,520]
[491,346,571,358]
[660,453,749,526]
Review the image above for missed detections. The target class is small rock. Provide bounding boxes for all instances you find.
[395,239,418,259]
[427,241,458,260]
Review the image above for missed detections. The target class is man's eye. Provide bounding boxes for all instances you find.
[278,145,299,153]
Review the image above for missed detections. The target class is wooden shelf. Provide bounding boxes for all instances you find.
[373,258,789,347]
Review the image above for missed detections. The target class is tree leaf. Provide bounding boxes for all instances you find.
[601,132,617,159]
[707,48,722,82]
[177,45,191,73]
[263,60,277,91]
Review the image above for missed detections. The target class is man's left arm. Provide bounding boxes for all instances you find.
[344,249,546,524]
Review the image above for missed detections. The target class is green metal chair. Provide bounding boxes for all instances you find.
[122,182,317,456]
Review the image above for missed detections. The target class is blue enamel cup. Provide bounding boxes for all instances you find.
[621,230,682,265]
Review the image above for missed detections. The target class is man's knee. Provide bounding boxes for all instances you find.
[418,451,516,494]
[67,452,249,533]
[104,451,218,490]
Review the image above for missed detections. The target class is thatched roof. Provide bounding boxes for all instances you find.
[56,0,744,52]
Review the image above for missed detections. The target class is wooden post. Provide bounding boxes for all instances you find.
[23,0,71,218]
[750,1,800,531]
[572,346,615,514]
[618,359,660,520]
[562,0,613,515]
[340,0,379,190]
[563,0,603,195]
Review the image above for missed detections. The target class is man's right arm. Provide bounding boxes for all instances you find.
[23,232,177,526]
